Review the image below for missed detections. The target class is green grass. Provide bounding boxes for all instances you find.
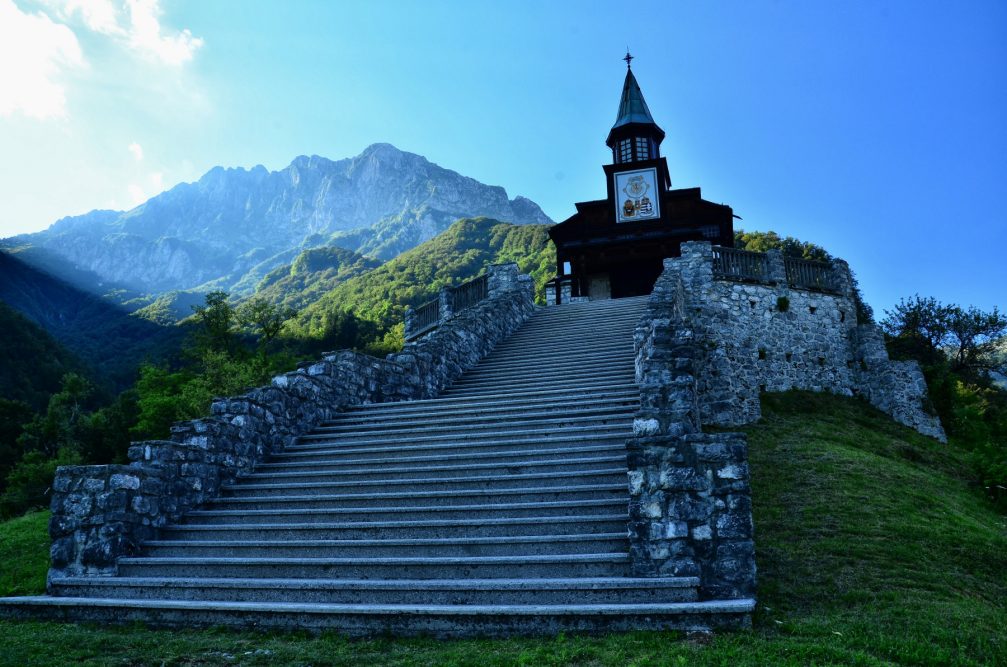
[0,509,48,597]
[1,391,1004,666]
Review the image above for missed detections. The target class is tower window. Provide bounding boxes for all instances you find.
[618,139,632,163]
[635,137,650,160]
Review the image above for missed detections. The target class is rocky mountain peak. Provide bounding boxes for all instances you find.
[7,144,554,295]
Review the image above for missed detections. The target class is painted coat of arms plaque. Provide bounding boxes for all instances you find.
[614,168,660,223]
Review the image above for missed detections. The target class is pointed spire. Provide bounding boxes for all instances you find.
[611,68,657,130]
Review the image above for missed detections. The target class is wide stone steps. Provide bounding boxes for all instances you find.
[240,454,629,484]
[312,408,635,436]
[251,443,628,474]
[183,498,630,524]
[294,421,632,448]
[444,373,636,397]
[340,384,639,414]
[140,533,629,558]
[0,296,758,634]
[208,483,628,511]
[275,431,630,461]
[163,514,629,540]
[221,468,628,497]
[327,392,639,425]
[115,553,633,580]
[50,577,697,606]
[0,597,753,636]
[446,361,634,385]
[300,411,634,440]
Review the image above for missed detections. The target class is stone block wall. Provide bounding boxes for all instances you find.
[675,242,944,440]
[48,264,536,582]
[629,274,757,601]
[627,433,756,600]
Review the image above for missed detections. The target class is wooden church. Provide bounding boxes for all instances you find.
[547,55,736,303]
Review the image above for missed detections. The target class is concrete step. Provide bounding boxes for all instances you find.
[224,469,627,497]
[279,431,630,461]
[252,443,628,474]
[294,421,632,449]
[184,498,628,525]
[315,406,636,434]
[141,533,628,558]
[328,393,639,425]
[341,384,639,413]
[473,346,635,367]
[242,454,628,484]
[447,370,636,393]
[448,361,634,384]
[209,483,629,511]
[0,596,755,636]
[442,378,636,399]
[165,514,628,541]
[49,576,697,606]
[116,553,633,580]
[448,367,634,389]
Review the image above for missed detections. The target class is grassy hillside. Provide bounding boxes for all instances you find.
[1,392,1003,665]
[289,218,554,335]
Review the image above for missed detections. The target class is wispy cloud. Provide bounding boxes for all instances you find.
[57,0,203,65]
[0,0,85,119]
[125,0,203,65]
[128,141,143,161]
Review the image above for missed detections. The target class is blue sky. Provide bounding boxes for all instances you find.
[1,0,1004,316]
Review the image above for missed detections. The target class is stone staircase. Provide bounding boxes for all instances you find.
[3,296,754,635]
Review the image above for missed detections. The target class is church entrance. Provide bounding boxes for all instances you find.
[609,259,664,299]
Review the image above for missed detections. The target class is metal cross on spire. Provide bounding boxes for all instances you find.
[623,50,633,69]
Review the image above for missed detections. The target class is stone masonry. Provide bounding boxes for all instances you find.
[671,241,944,441]
[627,266,757,601]
[48,264,535,581]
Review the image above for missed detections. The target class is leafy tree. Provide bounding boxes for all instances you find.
[734,230,832,262]
[131,364,194,440]
[0,399,34,492]
[883,295,1007,509]
[946,305,1007,377]
[237,298,296,360]
[16,373,94,459]
[883,296,1007,377]
[190,290,238,354]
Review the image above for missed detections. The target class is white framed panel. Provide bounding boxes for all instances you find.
[614,168,660,223]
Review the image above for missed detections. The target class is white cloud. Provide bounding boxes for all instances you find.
[54,0,203,65]
[62,0,124,35]
[125,0,203,65]
[149,171,163,191]
[0,0,85,119]
[128,141,143,161]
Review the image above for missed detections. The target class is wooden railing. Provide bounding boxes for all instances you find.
[785,257,837,292]
[410,298,440,338]
[451,274,488,312]
[712,246,768,282]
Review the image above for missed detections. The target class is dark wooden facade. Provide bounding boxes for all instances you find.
[548,63,735,302]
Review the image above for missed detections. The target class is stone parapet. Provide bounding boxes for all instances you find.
[47,266,536,583]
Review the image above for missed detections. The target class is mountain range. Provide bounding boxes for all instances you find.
[2,144,552,297]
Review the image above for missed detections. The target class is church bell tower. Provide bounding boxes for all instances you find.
[547,54,735,304]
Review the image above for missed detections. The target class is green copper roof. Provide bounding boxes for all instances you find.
[612,69,658,130]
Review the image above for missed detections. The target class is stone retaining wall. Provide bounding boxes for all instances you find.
[48,264,535,581]
[628,269,756,601]
[677,242,944,440]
